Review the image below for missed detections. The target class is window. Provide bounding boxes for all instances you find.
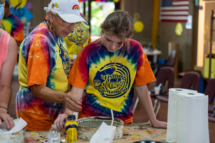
[80,1,115,41]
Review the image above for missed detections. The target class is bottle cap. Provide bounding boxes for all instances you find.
[68,115,76,120]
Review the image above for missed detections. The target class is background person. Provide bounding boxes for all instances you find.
[1,0,24,46]
[64,13,91,67]
[0,0,17,129]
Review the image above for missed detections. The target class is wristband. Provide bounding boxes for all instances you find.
[0,106,8,112]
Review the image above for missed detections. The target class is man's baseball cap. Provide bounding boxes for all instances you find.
[44,0,85,23]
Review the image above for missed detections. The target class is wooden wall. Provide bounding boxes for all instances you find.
[124,0,195,72]
[27,0,50,27]
[158,3,194,72]
[124,0,153,45]
[27,0,196,72]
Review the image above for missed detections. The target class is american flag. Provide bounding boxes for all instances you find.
[160,0,189,22]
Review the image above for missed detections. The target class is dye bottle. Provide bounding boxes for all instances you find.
[47,124,60,143]
[65,115,78,143]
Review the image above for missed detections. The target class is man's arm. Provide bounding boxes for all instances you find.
[54,86,84,130]
[65,86,84,112]
[30,85,66,103]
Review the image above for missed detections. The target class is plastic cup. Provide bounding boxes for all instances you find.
[154,87,161,95]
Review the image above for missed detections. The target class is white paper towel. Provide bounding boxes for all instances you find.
[0,118,27,135]
[166,88,197,142]
[90,122,116,143]
[176,92,209,143]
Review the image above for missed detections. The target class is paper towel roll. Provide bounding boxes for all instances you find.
[177,92,209,143]
[166,88,197,142]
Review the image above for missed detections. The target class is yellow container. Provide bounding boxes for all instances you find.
[65,115,78,143]
[204,57,215,79]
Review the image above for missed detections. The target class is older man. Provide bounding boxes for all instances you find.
[16,0,85,131]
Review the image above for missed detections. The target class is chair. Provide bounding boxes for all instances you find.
[155,72,200,115]
[151,67,174,97]
[132,67,174,115]
[162,50,177,67]
[153,50,177,75]
[205,78,215,122]
[151,67,174,115]
[205,78,215,113]
[208,115,215,122]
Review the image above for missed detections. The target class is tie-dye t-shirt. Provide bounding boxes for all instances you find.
[69,39,155,124]
[16,22,70,131]
[1,14,24,42]
[63,21,91,58]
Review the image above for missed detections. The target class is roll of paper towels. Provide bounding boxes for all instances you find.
[176,92,209,143]
[166,88,197,142]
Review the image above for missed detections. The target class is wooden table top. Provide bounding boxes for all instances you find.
[25,123,167,143]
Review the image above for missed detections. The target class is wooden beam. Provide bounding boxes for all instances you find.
[151,0,160,48]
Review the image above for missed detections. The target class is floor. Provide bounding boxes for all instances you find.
[7,66,215,143]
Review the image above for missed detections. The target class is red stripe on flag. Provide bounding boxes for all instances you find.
[161,19,187,22]
[161,15,188,17]
[173,5,189,7]
[162,9,188,12]
[173,0,189,2]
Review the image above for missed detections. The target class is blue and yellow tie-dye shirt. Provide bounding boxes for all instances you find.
[69,39,155,124]
[63,13,91,58]
[63,22,91,58]
[16,22,70,131]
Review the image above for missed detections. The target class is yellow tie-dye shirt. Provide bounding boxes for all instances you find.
[16,22,70,131]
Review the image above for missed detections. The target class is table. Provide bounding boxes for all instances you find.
[143,48,162,64]
[143,49,162,56]
[25,123,167,143]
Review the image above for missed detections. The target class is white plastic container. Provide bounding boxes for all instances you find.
[47,124,60,143]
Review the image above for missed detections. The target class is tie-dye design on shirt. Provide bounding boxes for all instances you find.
[69,39,155,124]
[1,14,24,41]
[16,22,70,131]
[63,15,90,58]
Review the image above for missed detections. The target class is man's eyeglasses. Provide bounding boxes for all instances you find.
[57,15,81,29]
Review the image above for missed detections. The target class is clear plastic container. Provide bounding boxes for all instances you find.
[47,124,60,143]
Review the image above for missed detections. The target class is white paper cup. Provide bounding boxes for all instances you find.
[154,87,161,95]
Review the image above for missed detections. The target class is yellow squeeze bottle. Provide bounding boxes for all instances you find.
[65,115,78,143]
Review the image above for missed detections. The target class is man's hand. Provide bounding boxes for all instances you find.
[65,92,82,112]
[54,113,69,131]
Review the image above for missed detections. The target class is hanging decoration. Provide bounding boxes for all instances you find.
[10,0,27,8]
[10,6,33,23]
[9,0,33,24]
[26,2,33,10]
[133,13,144,33]
[175,23,183,36]
[114,0,119,2]
[199,6,203,10]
